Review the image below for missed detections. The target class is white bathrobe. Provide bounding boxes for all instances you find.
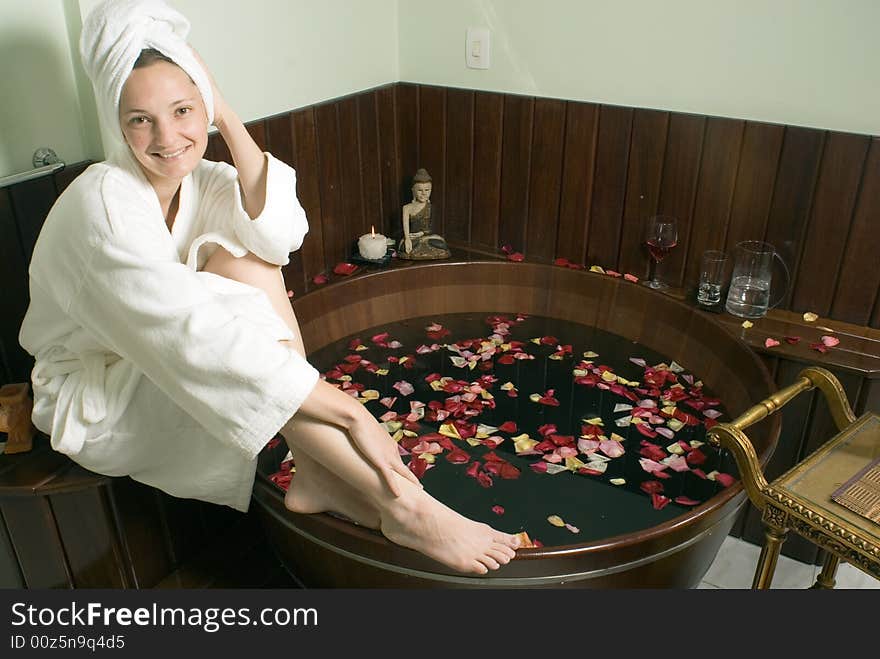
[19,149,320,511]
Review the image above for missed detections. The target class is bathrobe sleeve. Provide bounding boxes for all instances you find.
[64,167,319,460]
[191,153,308,267]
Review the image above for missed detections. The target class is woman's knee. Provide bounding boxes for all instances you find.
[202,247,280,287]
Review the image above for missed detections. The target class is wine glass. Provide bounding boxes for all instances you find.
[643,215,678,290]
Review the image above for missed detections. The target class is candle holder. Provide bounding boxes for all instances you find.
[351,226,394,267]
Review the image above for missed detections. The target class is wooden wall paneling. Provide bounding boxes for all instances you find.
[498,94,534,252]
[337,97,368,241]
[617,109,669,278]
[722,122,784,255]
[682,118,744,287]
[762,127,825,310]
[525,98,566,261]
[470,91,504,251]
[418,86,447,236]
[856,375,880,415]
[445,88,475,244]
[9,176,56,265]
[106,477,174,588]
[830,138,880,324]
[555,101,598,264]
[292,108,326,282]
[0,187,31,385]
[315,103,346,267]
[790,132,870,315]
[265,113,295,166]
[2,498,72,587]
[209,130,233,165]
[50,486,129,587]
[154,493,208,569]
[0,511,23,587]
[396,84,419,236]
[585,105,633,269]
[245,120,268,152]
[358,92,385,238]
[376,86,400,236]
[655,113,705,288]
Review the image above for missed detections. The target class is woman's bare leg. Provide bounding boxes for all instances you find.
[281,415,517,574]
[203,248,519,573]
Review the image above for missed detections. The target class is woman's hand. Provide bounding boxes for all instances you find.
[348,413,422,497]
[189,46,229,128]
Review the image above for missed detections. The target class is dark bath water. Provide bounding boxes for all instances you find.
[262,312,737,549]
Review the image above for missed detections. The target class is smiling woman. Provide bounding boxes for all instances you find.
[17,0,520,577]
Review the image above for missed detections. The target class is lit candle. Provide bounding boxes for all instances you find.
[358,225,387,260]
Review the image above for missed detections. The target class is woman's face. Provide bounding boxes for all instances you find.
[413,182,432,203]
[119,60,208,190]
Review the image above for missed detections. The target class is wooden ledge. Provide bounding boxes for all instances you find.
[292,249,880,378]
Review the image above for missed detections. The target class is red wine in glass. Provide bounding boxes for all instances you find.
[643,215,678,290]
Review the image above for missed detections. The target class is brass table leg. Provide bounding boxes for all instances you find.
[753,526,787,589]
[810,552,840,589]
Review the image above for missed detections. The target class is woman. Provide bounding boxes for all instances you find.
[398,168,451,260]
[19,0,518,575]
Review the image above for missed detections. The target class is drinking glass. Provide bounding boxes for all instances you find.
[643,215,678,290]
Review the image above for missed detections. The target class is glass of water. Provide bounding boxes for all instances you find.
[697,250,728,307]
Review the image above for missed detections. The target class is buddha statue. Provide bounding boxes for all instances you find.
[398,168,451,260]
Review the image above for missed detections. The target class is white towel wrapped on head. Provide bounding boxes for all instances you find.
[80,0,214,150]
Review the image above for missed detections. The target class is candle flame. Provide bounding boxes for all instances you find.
[371,225,375,238]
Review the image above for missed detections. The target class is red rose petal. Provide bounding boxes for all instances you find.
[783,336,801,345]
[714,472,736,487]
[674,496,701,506]
[499,421,518,433]
[764,337,780,348]
[500,463,521,480]
[312,273,329,285]
[476,471,494,488]
[446,448,471,464]
[809,342,829,353]
[530,461,549,474]
[820,335,839,347]
[333,262,359,276]
[651,493,671,510]
[640,480,664,494]
[408,456,430,479]
[491,505,505,515]
[465,461,481,478]
[507,252,525,262]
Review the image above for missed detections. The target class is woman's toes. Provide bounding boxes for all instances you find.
[479,555,500,571]
[471,560,489,575]
[487,547,512,565]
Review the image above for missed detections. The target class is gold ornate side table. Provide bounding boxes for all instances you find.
[707,366,880,589]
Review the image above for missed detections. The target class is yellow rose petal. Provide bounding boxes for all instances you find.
[803,312,818,322]
[375,369,389,376]
[583,417,604,426]
[610,478,626,486]
[583,351,599,358]
[547,515,566,527]
[741,320,753,329]
[439,423,461,439]
[589,265,605,274]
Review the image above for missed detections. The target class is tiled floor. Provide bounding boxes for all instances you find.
[699,536,879,589]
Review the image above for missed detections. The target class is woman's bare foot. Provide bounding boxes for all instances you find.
[284,445,381,529]
[379,474,520,574]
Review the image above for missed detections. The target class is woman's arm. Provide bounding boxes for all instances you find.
[192,48,267,219]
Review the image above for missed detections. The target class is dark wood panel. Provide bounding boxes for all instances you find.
[617,109,668,278]
[470,92,503,250]
[292,108,326,282]
[831,138,880,324]
[209,130,233,165]
[762,126,825,309]
[525,98,566,261]
[0,512,23,587]
[2,497,72,587]
[54,161,91,195]
[265,113,295,166]
[656,113,705,288]
[0,187,31,385]
[9,176,56,265]
[498,94,534,252]
[683,117,744,287]
[338,97,368,241]
[245,120,268,152]
[106,477,174,588]
[418,86,446,236]
[315,103,346,267]
[376,86,400,235]
[585,105,632,269]
[445,88,474,244]
[791,132,870,315]
[51,486,129,587]
[357,92,385,238]
[555,101,598,264]
[396,83,419,227]
[723,122,784,254]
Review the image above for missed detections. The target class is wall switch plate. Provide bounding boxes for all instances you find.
[466,27,490,69]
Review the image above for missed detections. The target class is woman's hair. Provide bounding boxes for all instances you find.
[133,48,176,69]
[412,168,432,185]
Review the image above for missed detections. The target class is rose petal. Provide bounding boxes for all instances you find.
[332,262,358,276]
[764,338,780,348]
[491,505,505,515]
[741,320,753,329]
[312,273,329,285]
[674,496,701,506]
[507,252,525,262]
[803,312,818,322]
[820,335,840,347]
[784,336,801,345]
[547,515,565,527]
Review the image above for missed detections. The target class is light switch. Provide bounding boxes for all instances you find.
[466,27,490,69]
